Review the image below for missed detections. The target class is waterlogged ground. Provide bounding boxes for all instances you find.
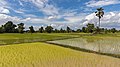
[0,42,120,67]
[48,36,120,55]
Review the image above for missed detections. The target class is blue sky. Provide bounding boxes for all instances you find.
[0,0,120,30]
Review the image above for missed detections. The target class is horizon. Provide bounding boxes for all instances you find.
[0,0,120,30]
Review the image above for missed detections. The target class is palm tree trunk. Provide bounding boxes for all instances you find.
[98,18,100,34]
[99,18,100,28]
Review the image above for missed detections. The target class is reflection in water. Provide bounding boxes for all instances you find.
[48,38,120,55]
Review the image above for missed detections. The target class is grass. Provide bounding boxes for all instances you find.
[0,42,120,67]
[0,33,83,45]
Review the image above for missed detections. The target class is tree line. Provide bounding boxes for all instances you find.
[0,21,118,34]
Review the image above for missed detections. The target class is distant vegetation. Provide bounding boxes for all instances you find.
[0,21,118,34]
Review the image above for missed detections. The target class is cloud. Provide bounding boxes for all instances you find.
[19,1,24,6]
[0,7,10,14]
[82,11,120,28]
[0,11,120,30]
[0,0,10,14]
[0,14,21,25]
[21,0,59,16]
[86,0,120,7]
[64,16,84,23]
[1,9,10,14]
[46,9,79,21]
[14,10,24,14]
[0,0,7,6]
[47,16,57,20]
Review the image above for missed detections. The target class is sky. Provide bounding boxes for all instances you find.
[0,0,120,30]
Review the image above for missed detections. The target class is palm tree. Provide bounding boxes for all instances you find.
[95,7,104,52]
[95,7,104,28]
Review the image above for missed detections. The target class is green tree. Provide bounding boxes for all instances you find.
[104,28,108,34]
[54,29,59,33]
[45,26,53,33]
[82,27,86,33]
[39,27,44,33]
[111,28,116,33]
[60,28,64,33]
[76,29,81,33]
[17,23,25,33]
[3,21,17,33]
[86,23,95,33]
[29,26,35,33]
[0,25,5,33]
[66,26,71,33]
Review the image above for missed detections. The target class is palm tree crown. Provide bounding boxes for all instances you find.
[95,7,104,27]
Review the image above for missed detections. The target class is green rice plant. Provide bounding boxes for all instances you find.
[0,33,81,45]
[0,42,120,67]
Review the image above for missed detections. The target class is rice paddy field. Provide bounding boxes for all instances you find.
[0,42,120,67]
[0,33,87,45]
[48,33,120,56]
[0,33,120,67]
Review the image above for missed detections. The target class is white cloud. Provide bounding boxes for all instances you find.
[82,11,120,28]
[14,10,24,14]
[86,0,120,7]
[0,0,7,6]
[0,0,10,14]
[0,14,21,25]
[19,1,24,6]
[0,11,120,30]
[47,16,57,20]
[64,16,84,23]
[1,9,10,14]
[21,0,59,16]
[0,7,10,14]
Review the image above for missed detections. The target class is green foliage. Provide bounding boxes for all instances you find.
[66,26,71,33]
[39,26,44,33]
[54,29,59,33]
[60,28,64,33]
[82,27,86,33]
[0,21,118,34]
[111,28,116,33]
[76,29,81,33]
[95,7,104,19]
[104,28,108,34]
[17,23,25,33]
[3,21,17,33]
[0,25,4,33]
[86,23,95,33]
[29,26,35,33]
[95,7,104,34]
[45,26,53,33]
